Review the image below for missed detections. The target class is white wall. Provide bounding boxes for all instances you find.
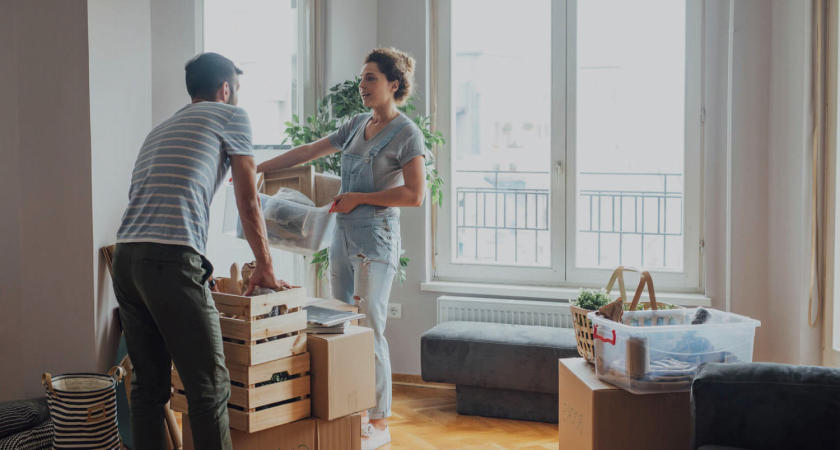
[0,0,97,400]
[325,0,378,88]
[151,0,200,125]
[88,0,153,372]
[374,0,440,375]
[767,0,823,365]
[727,0,773,360]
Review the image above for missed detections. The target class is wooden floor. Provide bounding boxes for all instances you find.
[175,385,559,449]
[383,385,558,450]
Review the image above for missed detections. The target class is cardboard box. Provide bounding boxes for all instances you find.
[309,326,376,420]
[182,415,315,450]
[558,358,691,450]
[181,413,361,450]
[316,413,362,450]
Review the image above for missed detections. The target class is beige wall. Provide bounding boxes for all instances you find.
[0,0,97,400]
[0,0,25,402]
[0,0,154,400]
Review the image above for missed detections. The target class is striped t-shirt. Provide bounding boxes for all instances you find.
[117,102,254,254]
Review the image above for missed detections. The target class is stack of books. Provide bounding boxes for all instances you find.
[303,305,365,335]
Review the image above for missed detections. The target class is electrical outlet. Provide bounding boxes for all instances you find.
[388,303,402,319]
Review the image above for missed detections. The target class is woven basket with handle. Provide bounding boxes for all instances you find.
[571,266,683,364]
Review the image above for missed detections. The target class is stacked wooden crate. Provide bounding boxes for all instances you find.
[171,282,311,433]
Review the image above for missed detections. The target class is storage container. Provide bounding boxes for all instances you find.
[222,184,336,255]
[589,308,760,394]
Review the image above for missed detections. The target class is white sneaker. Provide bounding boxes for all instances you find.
[361,423,391,450]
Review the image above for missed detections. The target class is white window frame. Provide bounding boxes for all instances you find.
[199,0,320,289]
[433,0,705,293]
[199,0,318,145]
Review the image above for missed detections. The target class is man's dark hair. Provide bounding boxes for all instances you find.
[184,53,243,100]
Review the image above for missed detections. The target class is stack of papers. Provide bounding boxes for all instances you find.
[303,305,365,334]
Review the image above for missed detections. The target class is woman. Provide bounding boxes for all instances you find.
[257,47,426,450]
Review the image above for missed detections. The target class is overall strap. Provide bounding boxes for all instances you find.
[368,119,411,159]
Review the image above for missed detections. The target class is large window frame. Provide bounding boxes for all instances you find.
[200,0,319,289]
[433,0,705,293]
[200,0,318,149]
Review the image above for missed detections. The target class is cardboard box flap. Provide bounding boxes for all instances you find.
[561,358,620,392]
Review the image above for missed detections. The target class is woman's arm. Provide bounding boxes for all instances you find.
[331,156,426,213]
[256,136,339,173]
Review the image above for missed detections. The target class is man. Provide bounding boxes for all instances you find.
[112,52,284,450]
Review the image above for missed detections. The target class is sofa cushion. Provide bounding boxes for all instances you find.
[421,321,578,393]
[692,363,840,450]
[0,398,49,440]
[0,420,53,450]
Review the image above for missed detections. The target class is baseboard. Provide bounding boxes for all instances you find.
[392,374,455,390]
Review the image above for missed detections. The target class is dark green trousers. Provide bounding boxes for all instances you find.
[112,242,231,450]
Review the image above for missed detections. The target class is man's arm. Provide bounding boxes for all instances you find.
[230,155,281,295]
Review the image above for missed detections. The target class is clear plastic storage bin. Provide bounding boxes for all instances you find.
[588,308,760,394]
[222,184,336,255]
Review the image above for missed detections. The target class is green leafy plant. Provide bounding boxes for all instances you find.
[282,77,445,284]
[570,288,613,311]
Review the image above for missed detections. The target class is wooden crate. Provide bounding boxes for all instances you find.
[213,283,309,365]
[171,354,312,433]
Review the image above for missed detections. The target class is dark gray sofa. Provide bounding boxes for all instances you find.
[420,321,579,423]
[692,362,840,450]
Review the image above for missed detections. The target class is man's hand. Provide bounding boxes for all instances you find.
[244,264,292,296]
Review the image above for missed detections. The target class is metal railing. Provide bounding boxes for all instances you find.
[455,170,683,266]
[578,172,682,266]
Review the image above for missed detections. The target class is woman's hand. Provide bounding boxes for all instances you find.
[331,192,366,214]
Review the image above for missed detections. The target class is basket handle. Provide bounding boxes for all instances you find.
[605,266,659,311]
[86,403,108,424]
[108,366,125,383]
[41,373,56,395]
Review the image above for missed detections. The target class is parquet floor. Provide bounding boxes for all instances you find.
[175,385,559,450]
[383,385,558,450]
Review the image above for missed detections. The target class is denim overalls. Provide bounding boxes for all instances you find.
[330,113,409,420]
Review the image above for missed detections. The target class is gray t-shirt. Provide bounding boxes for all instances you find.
[328,113,426,216]
[118,102,254,254]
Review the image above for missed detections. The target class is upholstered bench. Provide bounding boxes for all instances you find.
[421,321,578,423]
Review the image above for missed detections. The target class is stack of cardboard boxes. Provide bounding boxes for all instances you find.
[173,287,375,450]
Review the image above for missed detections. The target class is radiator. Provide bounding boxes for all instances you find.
[437,295,573,328]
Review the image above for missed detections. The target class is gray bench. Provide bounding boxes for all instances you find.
[421,321,579,423]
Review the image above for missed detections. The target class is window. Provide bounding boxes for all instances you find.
[434,0,703,291]
[202,0,314,287]
[203,0,305,147]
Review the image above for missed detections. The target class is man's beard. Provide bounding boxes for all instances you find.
[227,90,237,106]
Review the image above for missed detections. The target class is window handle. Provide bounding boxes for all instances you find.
[554,160,564,190]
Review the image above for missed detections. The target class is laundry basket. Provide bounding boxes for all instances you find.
[42,367,124,450]
[571,266,682,364]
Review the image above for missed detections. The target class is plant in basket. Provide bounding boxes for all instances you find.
[570,288,612,325]
[569,288,614,364]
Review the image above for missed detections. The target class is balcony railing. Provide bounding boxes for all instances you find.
[455,170,683,267]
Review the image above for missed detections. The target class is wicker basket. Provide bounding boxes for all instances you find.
[571,266,683,364]
[571,304,598,363]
